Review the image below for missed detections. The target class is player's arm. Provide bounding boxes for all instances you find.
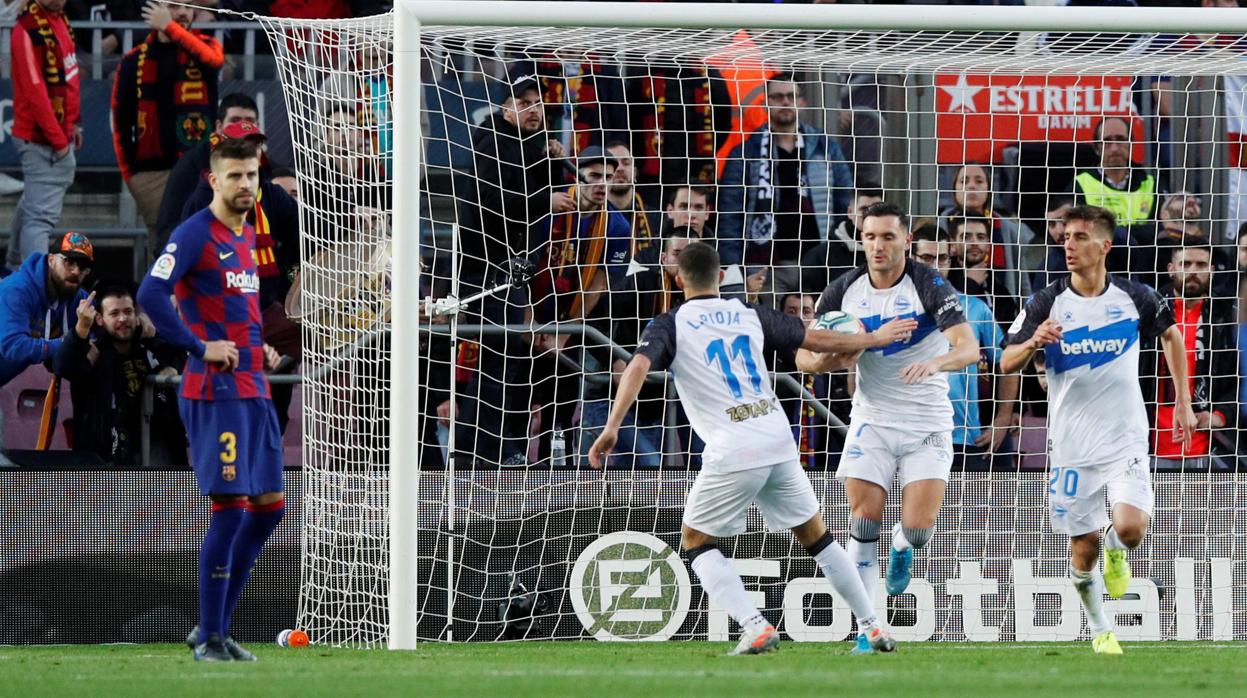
[1158,324,1197,448]
[136,230,238,369]
[1000,289,1062,374]
[795,316,919,372]
[899,322,980,385]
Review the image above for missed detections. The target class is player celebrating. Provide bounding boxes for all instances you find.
[138,138,284,662]
[588,241,916,655]
[1000,205,1195,655]
[796,201,979,654]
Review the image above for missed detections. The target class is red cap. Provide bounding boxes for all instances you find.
[219,120,267,142]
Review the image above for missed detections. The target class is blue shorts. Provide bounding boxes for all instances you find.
[179,397,284,496]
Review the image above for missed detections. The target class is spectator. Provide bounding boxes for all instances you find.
[271,167,298,201]
[718,72,853,295]
[1067,116,1158,228]
[912,227,1019,468]
[939,162,1034,297]
[1145,243,1239,470]
[627,65,731,187]
[53,284,187,465]
[605,141,658,259]
[8,0,81,273]
[530,56,628,155]
[660,183,713,240]
[180,124,302,434]
[304,101,390,237]
[0,232,92,465]
[1033,197,1073,290]
[531,146,632,324]
[773,292,830,470]
[156,93,261,247]
[112,1,224,249]
[451,72,565,466]
[947,211,1020,330]
[800,188,884,293]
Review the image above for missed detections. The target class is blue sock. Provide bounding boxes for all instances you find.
[200,502,246,642]
[222,499,285,635]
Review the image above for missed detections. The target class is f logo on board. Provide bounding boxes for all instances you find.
[569,531,691,641]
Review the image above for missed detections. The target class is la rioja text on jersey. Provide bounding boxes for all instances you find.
[685,309,741,330]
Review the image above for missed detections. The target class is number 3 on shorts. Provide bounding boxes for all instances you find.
[1048,467,1078,497]
[219,432,238,464]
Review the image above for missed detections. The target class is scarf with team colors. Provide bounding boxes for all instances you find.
[18,0,70,124]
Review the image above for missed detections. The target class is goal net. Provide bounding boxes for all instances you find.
[251,3,1247,647]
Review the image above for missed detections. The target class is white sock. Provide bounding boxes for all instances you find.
[891,521,912,552]
[689,548,768,631]
[813,539,878,628]
[1071,566,1112,636]
[1104,526,1128,551]
[846,536,878,603]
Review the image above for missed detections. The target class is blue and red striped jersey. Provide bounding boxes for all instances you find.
[138,207,269,401]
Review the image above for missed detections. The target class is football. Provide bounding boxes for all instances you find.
[812,310,865,334]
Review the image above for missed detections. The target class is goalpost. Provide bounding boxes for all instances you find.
[248,2,1247,650]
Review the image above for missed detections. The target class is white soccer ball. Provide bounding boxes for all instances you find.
[812,310,865,334]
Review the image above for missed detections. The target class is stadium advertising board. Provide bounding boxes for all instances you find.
[936,74,1145,164]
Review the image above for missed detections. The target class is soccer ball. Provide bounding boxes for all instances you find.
[812,310,865,334]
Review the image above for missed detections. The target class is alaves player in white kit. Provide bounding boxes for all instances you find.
[588,241,918,655]
[797,201,980,654]
[1001,205,1196,655]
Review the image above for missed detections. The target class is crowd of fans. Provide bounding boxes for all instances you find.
[1,0,1244,473]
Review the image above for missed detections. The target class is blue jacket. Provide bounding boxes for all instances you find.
[717,123,853,265]
[948,294,1004,447]
[0,253,86,387]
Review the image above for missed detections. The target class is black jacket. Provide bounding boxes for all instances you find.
[458,112,562,291]
[52,328,187,465]
[1142,287,1240,441]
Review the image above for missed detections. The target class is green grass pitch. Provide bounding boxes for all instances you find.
[3,642,1244,697]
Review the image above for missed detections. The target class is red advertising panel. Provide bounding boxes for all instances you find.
[936,74,1144,164]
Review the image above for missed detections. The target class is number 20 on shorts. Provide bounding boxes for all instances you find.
[1048,466,1079,497]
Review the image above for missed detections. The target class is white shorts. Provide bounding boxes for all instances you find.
[836,422,954,491]
[683,460,820,538]
[1048,454,1155,537]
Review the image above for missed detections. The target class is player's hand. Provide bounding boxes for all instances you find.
[73,125,84,150]
[142,2,173,32]
[263,343,281,371]
[974,412,1018,452]
[588,428,618,470]
[1030,319,1063,349]
[870,317,918,347]
[899,358,940,385]
[1193,411,1224,430]
[550,191,576,214]
[203,340,239,371]
[75,291,97,337]
[1173,402,1198,448]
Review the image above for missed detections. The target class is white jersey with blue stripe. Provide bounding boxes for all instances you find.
[815,260,967,431]
[1006,275,1174,467]
[635,296,808,472]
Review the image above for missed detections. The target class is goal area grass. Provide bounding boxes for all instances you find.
[3,641,1244,697]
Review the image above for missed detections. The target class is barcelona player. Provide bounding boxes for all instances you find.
[138,138,284,662]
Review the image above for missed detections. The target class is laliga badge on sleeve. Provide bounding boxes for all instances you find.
[152,253,176,280]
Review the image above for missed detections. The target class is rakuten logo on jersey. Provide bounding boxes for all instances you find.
[226,270,260,293]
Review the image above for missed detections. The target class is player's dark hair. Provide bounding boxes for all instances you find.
[604,140,631,154]
[217,93,258,123]
[766,72,798,92]
[861,201,907,228]
[854,188,885,202]
[211,138,263,168]
[1064,204,1117,239]
[665,183,713,208]
[1237,220,1247,242]
[946,210,994,241]
[95,283,134,309]
[678,241,720,289]
[666,226,700,245]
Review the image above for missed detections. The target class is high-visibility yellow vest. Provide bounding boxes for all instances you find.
[1075,171,1156,226]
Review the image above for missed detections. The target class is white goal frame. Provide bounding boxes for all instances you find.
[389,0,1247,650]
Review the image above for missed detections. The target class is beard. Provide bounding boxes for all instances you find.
[609,183,632,197]
[228,193,255,215]
[106,324,135,342]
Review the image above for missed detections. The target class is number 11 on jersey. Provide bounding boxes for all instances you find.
[706,334,764,399]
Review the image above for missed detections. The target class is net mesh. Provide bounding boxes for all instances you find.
[252,10,1247,647]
